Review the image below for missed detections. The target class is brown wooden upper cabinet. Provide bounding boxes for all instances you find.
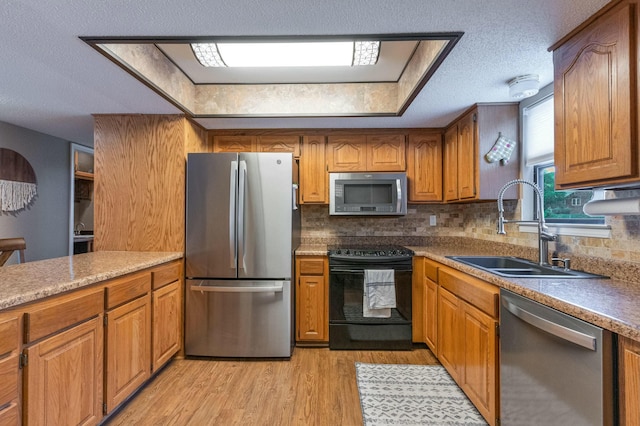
[407,132,443,202]
[551,1,639,189]
[212,135,300,157]
[327,134,406,172]
[257,135,301,158]
[299,135,328,204]
[443,104,519,202]
[212,135,257,152]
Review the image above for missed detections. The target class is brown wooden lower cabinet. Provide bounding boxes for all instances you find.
[460,300,497,422]
[152,279,182,371]
[411,257,425,343]
[295,256,329,344]
[437,287,461,380]
[23,316,103,426]
[0,259,183,425]
[0,402,18,426]
[0,312,19,426]
[423,259,438,353]
[423,258,499,426]
[619,335,640,425]
[104,295,151,413]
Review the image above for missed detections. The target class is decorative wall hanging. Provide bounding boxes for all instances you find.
[485,132,516,165]
[0,148,37,212]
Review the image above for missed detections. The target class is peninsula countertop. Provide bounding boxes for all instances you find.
[295,243,640,342]
[0,251,182,310]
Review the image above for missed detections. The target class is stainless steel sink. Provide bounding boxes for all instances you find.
[446,256,607,279]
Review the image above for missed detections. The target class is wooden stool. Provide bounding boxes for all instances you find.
[0,237,26,266]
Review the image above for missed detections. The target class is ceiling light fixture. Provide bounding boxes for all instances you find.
[508,74,540,99]
[191,43,226,67]
[191,41,380,68]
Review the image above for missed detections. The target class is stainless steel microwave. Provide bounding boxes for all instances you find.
[329,172,407,216]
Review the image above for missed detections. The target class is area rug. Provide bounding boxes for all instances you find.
[355,363,487,425]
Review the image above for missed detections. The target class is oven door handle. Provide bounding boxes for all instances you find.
[329,268,365,274]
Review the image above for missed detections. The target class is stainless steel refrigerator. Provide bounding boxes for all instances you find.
[185,152,299,358]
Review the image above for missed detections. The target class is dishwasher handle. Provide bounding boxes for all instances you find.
[501,297,597,351]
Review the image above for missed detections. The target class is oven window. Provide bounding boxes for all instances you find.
[343,183,392,204]
[329,269,412,323]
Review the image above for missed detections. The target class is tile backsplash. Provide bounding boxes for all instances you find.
[301,189,640,264]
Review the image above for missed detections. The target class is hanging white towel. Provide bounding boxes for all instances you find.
[362,269,395,318]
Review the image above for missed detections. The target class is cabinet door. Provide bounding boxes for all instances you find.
[258,135,301,157]
[457,112,477,199]
[24,316,103,426]
[366,134,406,171]
[300,136,328,204]
[412,257,425,343]
[460,301,497,425]
[437,287,461,381]
[443,126,459,201]
[327,136,366,171]
[407,133,443,202]
[213,135,256,152]
[0,402,18,426]
[424,277,438,353]
[105,296,151,413]
[619,336,640,425]
[296,275,327,342]
[0,313,19,426]
[553,3,635,189]
[152,280,181,372]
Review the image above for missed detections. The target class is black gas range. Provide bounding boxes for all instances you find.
[327,245,414,269]
[327,244,413,350]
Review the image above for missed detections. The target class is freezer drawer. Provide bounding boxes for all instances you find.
[185,279,292,358]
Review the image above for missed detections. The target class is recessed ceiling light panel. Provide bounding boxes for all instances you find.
[191,41,380,68]
[191,43,226,67]
[352,41,380,66]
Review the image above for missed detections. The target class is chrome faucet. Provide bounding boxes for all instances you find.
[497,179,556,265]
[74,222,85,235]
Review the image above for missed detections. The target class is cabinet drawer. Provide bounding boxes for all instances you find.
[439,267,499,318]
[298,258,325,275]
[0,354,18,408]
[24,288,103,344]
[0,402,18,426]
[0,317,18,357]
[105,271,151,309]
[152,261,181,290]
[424,259,439,282]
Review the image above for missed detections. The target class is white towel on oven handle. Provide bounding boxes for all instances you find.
[364,269,396,309]
[362,294,391,318]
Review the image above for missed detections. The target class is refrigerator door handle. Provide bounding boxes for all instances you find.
[229,160,238,269]
[396,178,403,214]
[190,283,284,293]
[238,160,247,271]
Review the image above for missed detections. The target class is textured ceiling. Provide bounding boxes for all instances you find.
[0,0,610,144]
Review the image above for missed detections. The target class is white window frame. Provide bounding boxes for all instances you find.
[518,84,611,239]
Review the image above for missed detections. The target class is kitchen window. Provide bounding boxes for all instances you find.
[520,85,609,238]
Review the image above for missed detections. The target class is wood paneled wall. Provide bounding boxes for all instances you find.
[94,115,207,252]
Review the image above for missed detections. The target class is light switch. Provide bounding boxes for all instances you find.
[429,215,437,226]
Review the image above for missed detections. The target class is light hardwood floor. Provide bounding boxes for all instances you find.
[105,347,439,426]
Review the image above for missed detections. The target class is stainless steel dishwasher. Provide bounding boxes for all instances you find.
[500,289,615,425]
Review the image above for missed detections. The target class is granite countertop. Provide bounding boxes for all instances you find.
[410,245,640,342]
[295,243,640,341]
[0,251,182,310]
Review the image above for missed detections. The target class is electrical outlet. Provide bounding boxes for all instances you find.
[429,215,437,226]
